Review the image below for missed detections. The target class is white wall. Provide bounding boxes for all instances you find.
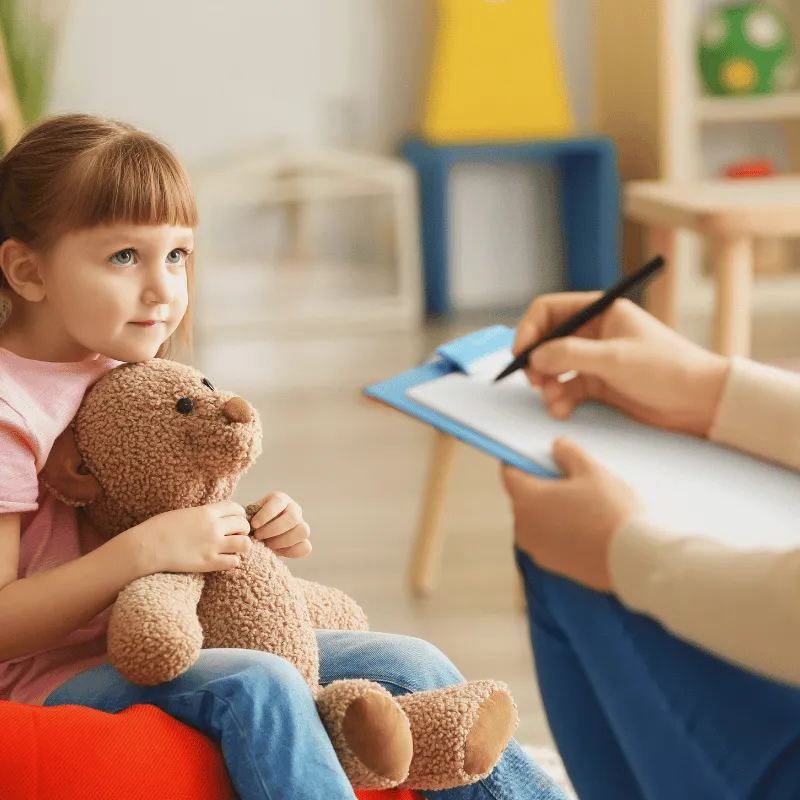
[48,0,593,310]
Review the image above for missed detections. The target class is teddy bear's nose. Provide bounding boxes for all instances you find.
[222,397,254,424]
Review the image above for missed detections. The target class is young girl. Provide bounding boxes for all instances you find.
[0,114,565,800]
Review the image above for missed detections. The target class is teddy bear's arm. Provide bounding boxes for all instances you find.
[107,572,205,686]
[295,578,369,631]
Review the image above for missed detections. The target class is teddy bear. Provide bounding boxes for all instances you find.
[40,358,518,792]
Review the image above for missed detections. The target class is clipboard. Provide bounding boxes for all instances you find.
[364,326,555,479]
[365,325,800,549]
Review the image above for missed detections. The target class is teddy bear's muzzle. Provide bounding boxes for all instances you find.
[204,396,262,477]
[222,397,254,424]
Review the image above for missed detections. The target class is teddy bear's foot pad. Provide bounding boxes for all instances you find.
[463,686,517,776]
[395,680,519,791]
[316,679,413,790]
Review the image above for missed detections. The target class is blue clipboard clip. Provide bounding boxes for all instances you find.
[364,326,556,478]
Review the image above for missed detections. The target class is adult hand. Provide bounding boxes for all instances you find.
[502,439,644,592]
[514,294,730,437]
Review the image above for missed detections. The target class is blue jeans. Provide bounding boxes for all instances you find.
[518,548,800,800]
[45,630,567,800]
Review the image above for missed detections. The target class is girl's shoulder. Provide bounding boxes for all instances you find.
[0,349,120,467]
[0,396,39,514]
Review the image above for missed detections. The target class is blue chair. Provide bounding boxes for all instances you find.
[401,136,622,316]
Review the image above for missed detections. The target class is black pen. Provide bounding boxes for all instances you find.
[494,255,666,383]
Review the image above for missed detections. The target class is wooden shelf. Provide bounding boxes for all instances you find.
[696,92,800,123]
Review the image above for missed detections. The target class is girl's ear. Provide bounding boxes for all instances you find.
[40,425,103,507]
[0,240,46,302]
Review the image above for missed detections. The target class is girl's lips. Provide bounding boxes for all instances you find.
[131,321,164,327]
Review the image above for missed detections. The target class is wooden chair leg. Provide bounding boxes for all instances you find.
[391,167,424,324]
[409,431,457,597]
[713,236,754,358]
[286,199,314,262]
[645,226,679,327]
[278,168,314,262]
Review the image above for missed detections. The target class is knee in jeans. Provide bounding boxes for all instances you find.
[210,650,312,698]
[383,635,464,692]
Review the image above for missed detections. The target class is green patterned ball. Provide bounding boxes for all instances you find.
[698,3,796,96]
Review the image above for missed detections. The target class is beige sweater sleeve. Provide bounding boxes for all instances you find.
[610,357,800,685]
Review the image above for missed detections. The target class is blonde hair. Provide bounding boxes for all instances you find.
[0,113,198,357]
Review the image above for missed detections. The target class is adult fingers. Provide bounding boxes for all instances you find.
[514,292,604,356]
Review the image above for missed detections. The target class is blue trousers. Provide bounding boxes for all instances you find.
[517,548,800,800]
[45,629,567,800]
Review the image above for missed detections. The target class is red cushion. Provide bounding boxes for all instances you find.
[358,794,421,800]
[0,701,422,800]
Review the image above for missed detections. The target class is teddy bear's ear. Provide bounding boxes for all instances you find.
[40,426,103,507]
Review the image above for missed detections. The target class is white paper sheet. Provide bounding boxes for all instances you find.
[407,365,800,550]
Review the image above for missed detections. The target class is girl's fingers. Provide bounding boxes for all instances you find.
[221,533,251,554]
[255,502,303,539]
[223,516,252,536]
[212,500,247,518]
[274,541,313,559]
[250,492,291,529]
[215,554,242,571]
[261,521,311,550]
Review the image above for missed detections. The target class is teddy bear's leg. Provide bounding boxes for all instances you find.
[315,679,413,790]
[295,578,369,632]
[108,573,205,686]
[394,680,518,791]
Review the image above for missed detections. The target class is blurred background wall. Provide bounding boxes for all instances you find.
[47,0,592,310]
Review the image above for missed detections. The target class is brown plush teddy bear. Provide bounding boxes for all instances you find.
[40,359,518,792]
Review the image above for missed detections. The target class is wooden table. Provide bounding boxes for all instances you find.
[625,177,800,357]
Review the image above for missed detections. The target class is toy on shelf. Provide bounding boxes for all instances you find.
[723,157,792,274]
[698,2,797,96]
[723,157,775,178]
[422,0,574,142]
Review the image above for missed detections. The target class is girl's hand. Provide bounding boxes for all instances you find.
[132,501,252,576]
[501,438,644,593]
[249,492,312,559]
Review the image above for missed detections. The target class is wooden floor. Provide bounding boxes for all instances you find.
[191,300,800,749]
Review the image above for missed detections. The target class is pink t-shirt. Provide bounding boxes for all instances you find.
[0,346,121,705]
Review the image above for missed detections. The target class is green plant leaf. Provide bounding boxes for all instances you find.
[0,0,61,126]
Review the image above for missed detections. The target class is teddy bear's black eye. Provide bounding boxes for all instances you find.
[202,378,215,391]
[176,398,194,414]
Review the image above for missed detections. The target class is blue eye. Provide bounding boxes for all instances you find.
[109,248,136,267]
[167,249,189,266]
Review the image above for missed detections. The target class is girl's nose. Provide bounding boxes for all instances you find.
[143,267,177,304]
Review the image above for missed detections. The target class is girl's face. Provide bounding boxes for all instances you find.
[41,223,192,363]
